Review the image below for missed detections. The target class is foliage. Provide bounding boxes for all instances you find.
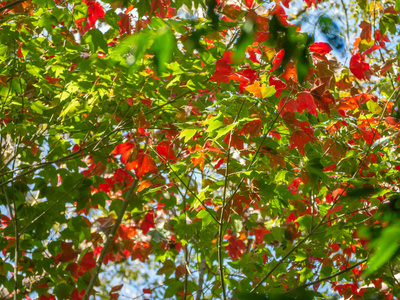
[0,0,400,299]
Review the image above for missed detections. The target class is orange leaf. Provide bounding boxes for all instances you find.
[46,75,63,87]
[137,180,151,192]
[0,76,8,87]
[126,153,158,178]
[191,152,205,171]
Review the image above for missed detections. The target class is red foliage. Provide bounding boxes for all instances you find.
[350,53,370,80]
[225,234,246,260]
[157,141,177,162]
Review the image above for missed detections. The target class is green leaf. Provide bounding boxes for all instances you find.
[363,223,400,277]
[152,27,175,73]
[84,29,108,53]
[31,101,49,114]
[104,10,120,31]
[179,128,197,143]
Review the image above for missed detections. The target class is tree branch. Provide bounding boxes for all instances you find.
[82,176,139,300]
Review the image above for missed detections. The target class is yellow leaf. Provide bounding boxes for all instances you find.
[245,81,276,98]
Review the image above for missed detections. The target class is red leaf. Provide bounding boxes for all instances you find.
[271,4,288,25]
[210,62,234,83]
[238,119,262,136]
[110,284,123,293]
[143,288,151,294]
[150,0,170,18]
[327,204,343,216]
[289,130,314,155]
[84,0,105,27]
[59,242,78,262]
[223,132,244,150]
[350,53,370,80]
[46,75,62,87]
[269,75,286,97]
[71,289,85,300]
[17,42,23,58]
[225,235,246,261]
[118,13,132,35]
[113,168,133,187]
[126,152,158,178]
[140,98,153,107]
[270,49,284,73]
[156,141,177,162]
[359,21,371,42]
[138,127,150,136]
[81,252,97,271]
[309,42,332,55]
[140,212,156,234]
[296,92,317,116]
[363,44,381,56]
[252,226,270,244]
[304,0,321,7]
[131,241,152,262]
[175,264,186,278]
[111,142,136,165]
[360,128,380,145]
[244,0,254,8]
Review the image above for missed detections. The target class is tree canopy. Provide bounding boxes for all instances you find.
[0,0,400,299]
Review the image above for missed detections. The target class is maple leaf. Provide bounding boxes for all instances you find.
[71,289,85,300]
[225,235,246,260]
[269,75,286,97]
[245,81,276,98]
[118,13,132,35]
[270,153,286,169]
[359,21,371,42]
[150,0,170,18]
[81,252,97,271]
[137,180,152,192]
[350,53,370,80]
[289,130,315,155]
[140,212,156,234]
[191,152,205,171]
[210,62,234,83]
[58,242,78,262]
[223,132,244,150]
[46,75,63,87]
[111,142,136,165]
[131,241,152,262]
[270,49,284,73]
[238,119,262,136]
[0,76,8,87]
[17,42,23,58]
[296,92,318,116]
[126,152,158,178]
[84,0,105,27]
[156,141,177,162]
[309,42,332,55]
